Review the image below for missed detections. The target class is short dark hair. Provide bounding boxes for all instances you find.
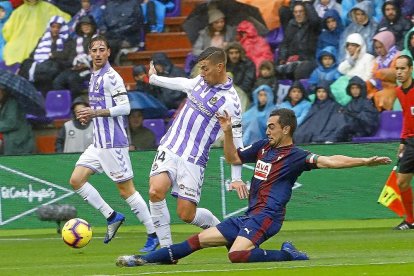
[269,108,297,136]
[88,35,110,50]
[198,47,227,65]
[397,55,413,68]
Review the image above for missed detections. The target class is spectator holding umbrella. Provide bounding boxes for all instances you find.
[0,84,35,155]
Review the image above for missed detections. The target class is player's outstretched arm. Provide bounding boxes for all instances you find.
[316,155,392,169]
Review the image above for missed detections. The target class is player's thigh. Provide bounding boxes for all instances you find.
[236,215,282,248]
[149,148,177,193]
[172,159,205,204]
[100,147,134,182]
[198,227,229,248]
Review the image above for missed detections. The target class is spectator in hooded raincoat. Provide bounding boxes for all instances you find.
[242,84,274,146]
[376,0,412,51]
[2,0,70,66]
[277,80,311,126]
[343,76,379,140]
[367,30,400,111]
[294,81,348,144]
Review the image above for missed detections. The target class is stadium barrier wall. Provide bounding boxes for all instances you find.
[0,142,400,229]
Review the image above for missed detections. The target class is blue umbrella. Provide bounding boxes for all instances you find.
[0,69,45,116]
[128,91,168,119]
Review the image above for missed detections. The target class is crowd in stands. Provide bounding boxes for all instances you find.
[1,0,414,155]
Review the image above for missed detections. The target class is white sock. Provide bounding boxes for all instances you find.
[125,191,156,234]
[75,182,114,219]
[190,208,220,229]
[150,199,172,247]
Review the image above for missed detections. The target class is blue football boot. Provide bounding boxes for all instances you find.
[281,241,309,261]
[104,212,125,244]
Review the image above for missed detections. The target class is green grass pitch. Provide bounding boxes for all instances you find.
[1,218,414,276]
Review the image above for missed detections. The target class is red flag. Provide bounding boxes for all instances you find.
[378,166,406,217]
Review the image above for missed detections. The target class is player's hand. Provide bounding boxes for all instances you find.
[148,61,157,77]
[215,110,232,133]
[76,107,95,124]
[365,156,392,166]
[229,180,249,199]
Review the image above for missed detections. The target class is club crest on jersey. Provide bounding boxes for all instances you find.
[94,76,102,92]
[209,96,218,105]
[254,160,272,181]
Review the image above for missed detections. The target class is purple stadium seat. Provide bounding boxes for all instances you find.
[45,90,72,120]
[26,91,52,124]
[143,118,166,145]
[352,111,402,142]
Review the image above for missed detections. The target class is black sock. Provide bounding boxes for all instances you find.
[148,232,157,238]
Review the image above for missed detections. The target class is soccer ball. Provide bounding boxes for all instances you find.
[62,218,93,248]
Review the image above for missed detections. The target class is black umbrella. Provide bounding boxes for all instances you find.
[183,0,269,44]
[0,69,45,116]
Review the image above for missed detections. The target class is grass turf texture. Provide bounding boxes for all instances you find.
[1,219,413,276]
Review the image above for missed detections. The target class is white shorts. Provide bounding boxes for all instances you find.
[76,145,133,183]
[150,147,205,204]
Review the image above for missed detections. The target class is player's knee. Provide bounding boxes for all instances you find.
[228,251,249,263]
[69,176,83,190]
[177,208,195,223]
[149,187,165,202]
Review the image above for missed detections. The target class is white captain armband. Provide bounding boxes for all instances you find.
[232,120,242,137]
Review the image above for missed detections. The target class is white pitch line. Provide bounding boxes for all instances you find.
[89,260,414,276]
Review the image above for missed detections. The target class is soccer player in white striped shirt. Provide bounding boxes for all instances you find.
[147,47,245,247]
[70,36,158,252]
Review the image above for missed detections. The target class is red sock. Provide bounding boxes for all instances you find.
[401,187,414,223]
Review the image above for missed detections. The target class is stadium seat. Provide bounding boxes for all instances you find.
[352,111,402,143]
[142,119,166,145]
[45,90,72,120]
[26,91,53,124]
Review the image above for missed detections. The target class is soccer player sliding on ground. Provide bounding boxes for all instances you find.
[116,108,391,266]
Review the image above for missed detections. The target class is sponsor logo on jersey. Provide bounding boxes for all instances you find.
[254,160,271,181]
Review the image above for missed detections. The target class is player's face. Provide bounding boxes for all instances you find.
[199,59,221,86]
[395,58,413,84]
[89,41,110,70]
[266,116,288,147]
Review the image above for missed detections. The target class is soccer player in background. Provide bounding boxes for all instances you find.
[116,108,391,266]
[147,47,244,248]
[394,55,414,230]
[69,35,159,252]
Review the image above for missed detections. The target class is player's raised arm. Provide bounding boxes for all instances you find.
[316,155,391,169]
[148,61,197,92]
